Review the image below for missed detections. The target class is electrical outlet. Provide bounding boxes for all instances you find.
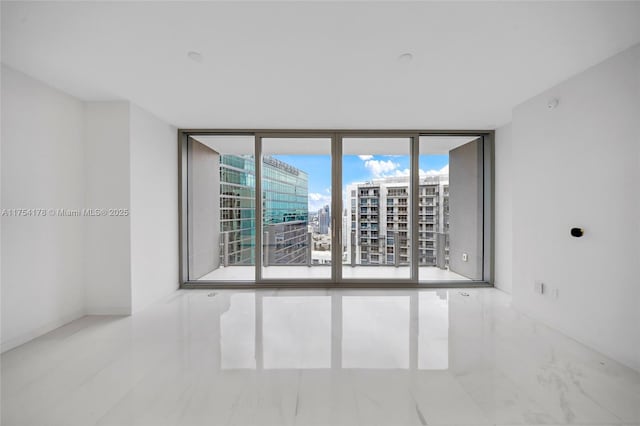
[534,281,544,294]
[462,253,468,262]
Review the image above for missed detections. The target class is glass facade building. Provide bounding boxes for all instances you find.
[219,154,309,267]
[220,155,256,265]
[261,156,308,226]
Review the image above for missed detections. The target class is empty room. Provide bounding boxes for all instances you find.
[1,1,639,425]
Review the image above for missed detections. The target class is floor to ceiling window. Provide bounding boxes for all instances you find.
[259,137,333,280]
[341,137,412,281]
[417,135,485,282]
[186,135,255,281]
[181,131,491,286]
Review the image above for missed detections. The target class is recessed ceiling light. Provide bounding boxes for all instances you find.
[398,53,414,64]
[187,51,204,63]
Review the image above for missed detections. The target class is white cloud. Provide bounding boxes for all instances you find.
[392,168,410,177]
[373,164,449,178]
[358,155,374,161]
[364,159,399,177]
[308,192,331,212]
[420,164,449,177]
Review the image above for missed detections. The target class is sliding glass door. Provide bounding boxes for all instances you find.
[418,136,484,282]
[341,136,414,282]
[181,131,489,286]
[258,136,333,281]
[186,135,256,282]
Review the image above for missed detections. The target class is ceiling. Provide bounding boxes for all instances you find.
[193,135,255,155]
[418,136,478,155]
[3,1,640,130]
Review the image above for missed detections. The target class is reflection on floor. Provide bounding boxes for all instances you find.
[2,289,639,426]
[199,265,471,281]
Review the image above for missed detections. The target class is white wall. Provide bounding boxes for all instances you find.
[1,66,86,351]
[510,45,640,371]
[449,139,483,280]
[83,102,132,315]
[129,105,178,313]
[187,140,220,280]
[494,123,513,294]
[2,68,180,349]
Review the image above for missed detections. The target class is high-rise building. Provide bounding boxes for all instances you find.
[219,154,309,267]
[317,204,330,235]
[220,155,255,266]
[344,175,449,268]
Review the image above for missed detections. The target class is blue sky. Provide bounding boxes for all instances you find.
[273,154,449,212]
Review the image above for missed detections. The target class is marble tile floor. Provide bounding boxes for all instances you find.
[1,288,638,426]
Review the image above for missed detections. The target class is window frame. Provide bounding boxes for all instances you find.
[178,129,494,289]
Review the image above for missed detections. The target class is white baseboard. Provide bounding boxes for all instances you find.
[1,309,86,353]
[85,306,132,315]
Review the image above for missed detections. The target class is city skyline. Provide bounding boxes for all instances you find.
[272,154,450,212]
[214,151,453,272]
